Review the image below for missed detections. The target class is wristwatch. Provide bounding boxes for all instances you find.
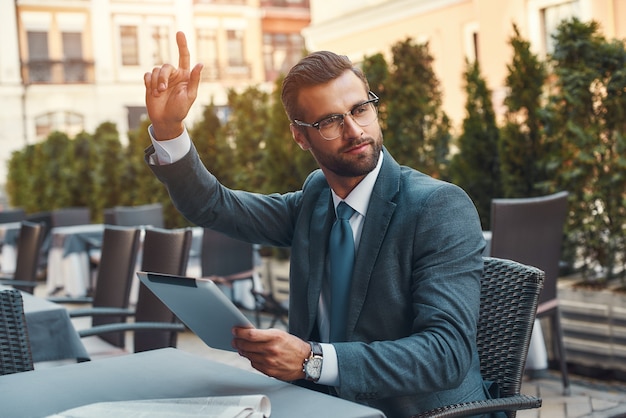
[303,341,323,382]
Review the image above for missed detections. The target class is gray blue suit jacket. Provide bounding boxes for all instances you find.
[148,144,489,418]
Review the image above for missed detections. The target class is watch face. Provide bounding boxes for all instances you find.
[306,357,323,379]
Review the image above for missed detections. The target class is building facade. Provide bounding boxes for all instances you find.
[303,0,625,132]
[0,0,309,194]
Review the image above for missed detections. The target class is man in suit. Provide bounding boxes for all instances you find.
[144,32,491,417]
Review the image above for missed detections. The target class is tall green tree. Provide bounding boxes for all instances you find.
[125,118,188,227]
[36,131,74,209]
[384,38,451,178]
[220,86,270,191]
[259,75,317,194]
[190,99,229,181]
[91,122,126,216]
[499,24,549,198]
[362,53,389,132]
[449,59,501,229]
[543,18,626,281]
[5,145,36,212]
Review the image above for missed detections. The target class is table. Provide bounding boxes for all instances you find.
[46,224,105,297]
[0,348,386,418]
[0,285,89,364]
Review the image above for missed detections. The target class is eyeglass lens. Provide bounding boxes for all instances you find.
[318,101,378,140]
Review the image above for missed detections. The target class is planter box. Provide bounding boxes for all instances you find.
[559,276,626,379]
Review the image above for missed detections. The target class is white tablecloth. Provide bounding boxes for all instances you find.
[46,224,105,297]
[0,222,21,273]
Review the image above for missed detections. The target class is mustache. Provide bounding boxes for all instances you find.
[343,138,372,152]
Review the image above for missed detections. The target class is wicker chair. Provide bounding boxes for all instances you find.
[0,289,34,375]
[412,257,544,418]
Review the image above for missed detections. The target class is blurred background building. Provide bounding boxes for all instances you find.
[0,0,310,191]
[0,0,624,196]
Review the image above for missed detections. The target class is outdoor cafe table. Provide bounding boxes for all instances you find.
[0,221,21,273]
[0,347,386,418]
[0,285,89,365]
[46,223,105,297]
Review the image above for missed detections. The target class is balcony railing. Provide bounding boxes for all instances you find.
[200,62,252,81]
[22,59,95,84]
[260,0,310,7]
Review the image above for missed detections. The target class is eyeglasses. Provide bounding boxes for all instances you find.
[293,91,379,140]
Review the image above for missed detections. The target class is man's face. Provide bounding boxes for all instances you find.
[291,70,383,182]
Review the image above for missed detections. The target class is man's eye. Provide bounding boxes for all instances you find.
[352,104,369,115]
[319,115,341,129]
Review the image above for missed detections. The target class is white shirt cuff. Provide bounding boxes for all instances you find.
[317,343,339,387]
[148,125,192,165]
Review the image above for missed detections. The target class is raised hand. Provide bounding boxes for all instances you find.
[144,31,203,140]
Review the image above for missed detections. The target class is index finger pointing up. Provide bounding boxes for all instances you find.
[176,31,190,70]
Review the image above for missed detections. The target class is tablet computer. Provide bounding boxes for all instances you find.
[137,271,253,351]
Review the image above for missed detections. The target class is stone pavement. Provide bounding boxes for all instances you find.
[519,370,626,418]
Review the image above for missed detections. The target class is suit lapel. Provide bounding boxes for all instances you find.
[346,149,400,339]
[305,187,333,336]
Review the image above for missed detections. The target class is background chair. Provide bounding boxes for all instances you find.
[252,258,289,328]
[49,226,141,348]
[488,191,570,395]
[413,257,544,418]
[50,207,91,227]
[106,203,165,228]
[0,208,26,223]
[201,228,257,309]
[76,227,192,353]
[0,221,46,294]
[0,289,34,375]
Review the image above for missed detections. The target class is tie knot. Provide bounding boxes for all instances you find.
[336,202,355,221]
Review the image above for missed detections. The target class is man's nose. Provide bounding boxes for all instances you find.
[342,113,362,137]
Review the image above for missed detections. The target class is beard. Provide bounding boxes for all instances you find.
[311,129,383,178]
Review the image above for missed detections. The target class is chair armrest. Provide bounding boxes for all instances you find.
[251,289,288,311]
[47,295,94,304]
[411,394,542,418]
[68,307,135,318]
[78,321,186,338]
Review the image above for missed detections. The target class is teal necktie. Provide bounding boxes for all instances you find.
[329,202,356,342]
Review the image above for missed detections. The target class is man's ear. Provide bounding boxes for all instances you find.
[290,124,311,151]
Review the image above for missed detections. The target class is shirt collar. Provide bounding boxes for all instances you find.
[331,150,384,217]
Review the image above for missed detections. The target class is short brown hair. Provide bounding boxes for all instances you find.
[281,51,370,123]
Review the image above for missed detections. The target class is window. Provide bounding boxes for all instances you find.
[151,26,170,65]
[120,25,139,66]
[263,32,304,81]
[27,31,51,83]
[35,111,84,140]
[226,30,245,67]
[197,28,219,80]
[127,106,148,131]
[62,32,86,82]
[542,1,580,54]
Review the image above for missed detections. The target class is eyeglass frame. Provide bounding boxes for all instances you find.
[292,91,380,140]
